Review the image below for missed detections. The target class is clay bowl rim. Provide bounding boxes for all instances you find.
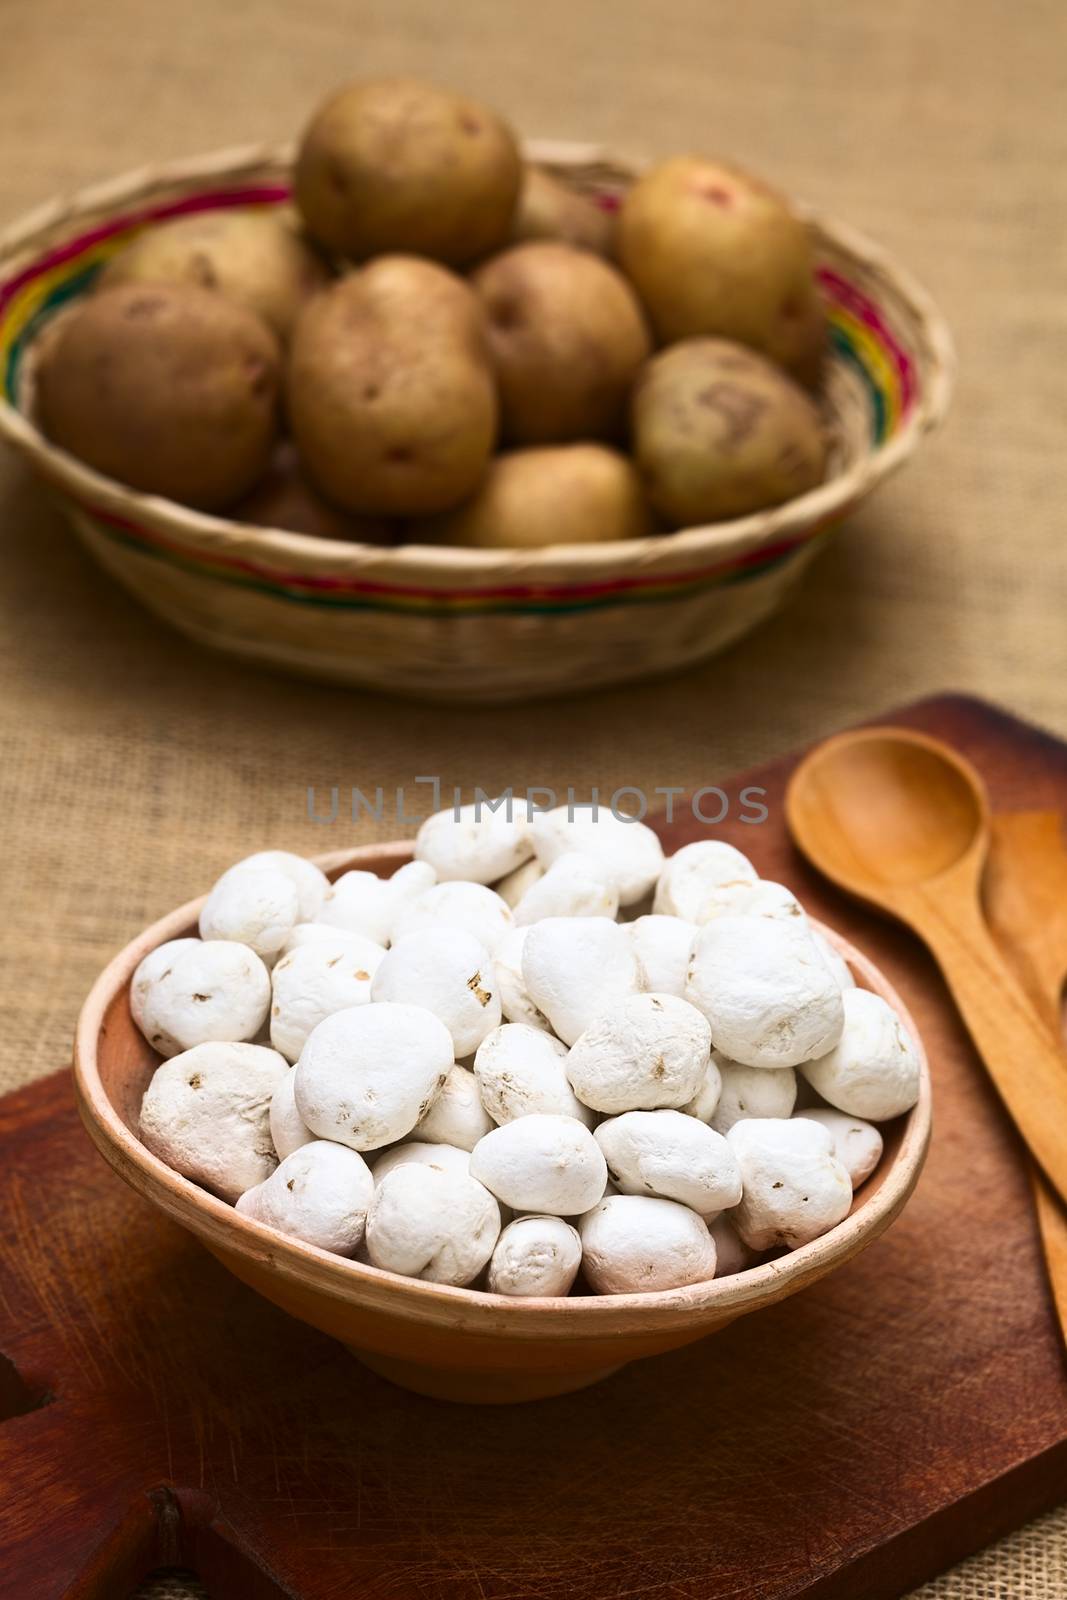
[73,841,931,1342]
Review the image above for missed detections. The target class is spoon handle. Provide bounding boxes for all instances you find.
[914,888,1067,1212]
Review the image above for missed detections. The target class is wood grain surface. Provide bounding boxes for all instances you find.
[1,693,1066,1600]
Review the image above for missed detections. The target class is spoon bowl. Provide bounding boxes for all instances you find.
[786,727,990,901]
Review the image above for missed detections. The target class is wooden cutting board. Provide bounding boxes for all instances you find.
[2,693,1066,1600]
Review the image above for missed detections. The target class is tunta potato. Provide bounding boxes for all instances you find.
[471,242,650,443]
[37,283,280,510]
[288,257,497,515]
[294,77,521,266]
[632,339,828,526]
[617,155,826,378]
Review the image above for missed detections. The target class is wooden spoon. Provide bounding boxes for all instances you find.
[986,812,1067,1340]
[785,727,1067,1212]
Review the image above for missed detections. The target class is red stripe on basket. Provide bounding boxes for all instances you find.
[83,498,819,602]
[817,266,916,410]
[0,185,292,312]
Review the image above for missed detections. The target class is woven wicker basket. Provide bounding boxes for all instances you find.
[0,140,953,703]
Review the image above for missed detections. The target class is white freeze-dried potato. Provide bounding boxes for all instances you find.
[415,799,533,884]
[138,939,271,1057]
[799,1106,884,1188]
[130,938,201,1030]
[565,992,712,1113]
[199,866,300,962]
[727,1117,853,1251]
[315,869,396,945]
[236,1140,373,1254]
[653,840,758,923]
[474,1023,593,1126]
[370,1141,472,1184]
[365,1162,500,1285]
[681,1052,724,1122]
[495,856,543,909]
[708,1215,757,1276]
[371,927,500,1055]
[470,1113,607,1215]
[528,805,664,906]
[283,922,370,954]
[709,1055,798,1135]
[595,1110,742,1216]
[813,929,856,992]
[488,1215,582,1297]
[140,1040,288,1202]
[493,925,550,1031]
[231,851,330,921]
[521,917,640,1046]
[294,1002,453,1150]
[579,1194,716,1294]
[393,880,513,954]
[738,880,806,923]
[514,851,618,924]
[411,1065,493,1150]
[269,1066,315,1159]
[686,915,844,1069]
[800,988,921,1121]
[628,914,697,997]
[270,933,386,1062]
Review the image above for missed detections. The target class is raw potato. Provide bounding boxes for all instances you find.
[98,208,329,343]
[233,441,393,543]
[632,339,828,526]
[140,1041,289,1202]
[617,155,826,378]
[37,282,280,510]
[365,1162,501,1285]
[579,1194,716,1294]
[236,1140,374,1255]
[488,1215,582,1297]
[288,257,497,516]
[471,242,651,443]
[294,77,521,266]
[512,165,616,257]
[417,446,652,549]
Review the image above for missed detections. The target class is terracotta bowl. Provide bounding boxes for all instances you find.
[74,843,931,1404]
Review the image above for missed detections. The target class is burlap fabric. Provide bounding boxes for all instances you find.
[2,1,1063,1593]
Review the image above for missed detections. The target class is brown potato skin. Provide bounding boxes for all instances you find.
[287,256,497,516]
[511,167,616,257]
[416,445,653,550]
[98,209,330,343]
[471,242,651,444]
[294,77,521,266]
[37,283,281,510]
[631,338,828,526]
[618,156,826,379]
[233,442,393,543]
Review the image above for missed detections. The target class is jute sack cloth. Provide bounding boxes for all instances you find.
[2,0,1065,1592]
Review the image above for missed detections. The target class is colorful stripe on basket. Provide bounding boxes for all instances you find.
[74,497,836,616]
[0,181,910,617]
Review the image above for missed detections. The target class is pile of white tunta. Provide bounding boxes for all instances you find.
[133,810,921,1297]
